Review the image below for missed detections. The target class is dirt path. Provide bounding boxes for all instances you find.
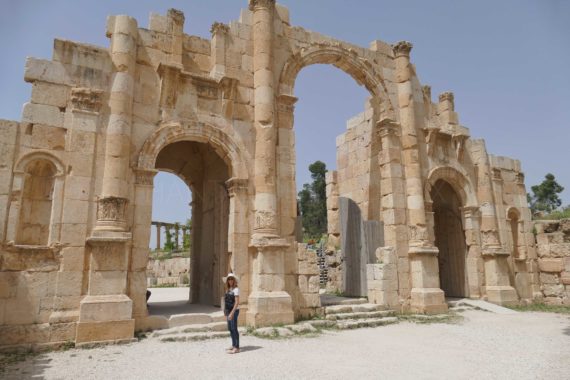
[2,310,569,380]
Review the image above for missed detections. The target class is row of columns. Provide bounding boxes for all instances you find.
[151,221,191,251]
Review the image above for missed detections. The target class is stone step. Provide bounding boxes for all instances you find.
[305,319,337,329]
[168,313,214,327]
[151,321,227,337]
[336,316,398,330]
[326,310,395,321]
[320,295,368,307]
[325,303,384,315]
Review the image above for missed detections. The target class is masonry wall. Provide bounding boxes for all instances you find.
[534,219,570,305]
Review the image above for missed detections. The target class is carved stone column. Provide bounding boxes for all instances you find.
[77,15,139,345]
[226,178,250,298]
[210,22,229,79]
[95,15,138,233]
[251,0,279,241]
[393,41,447,313]
[463,206,484,298]
[473,144,517,305]
[376,119,411,304]
[247,0,294,326]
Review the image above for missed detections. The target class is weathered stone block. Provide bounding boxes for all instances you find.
[538,258,564,273]
[31,82,70,108]
[22,103,64,127]
[542,284,564,297]
[539,273,559,285]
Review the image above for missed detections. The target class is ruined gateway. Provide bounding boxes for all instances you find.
[0,1,539,348]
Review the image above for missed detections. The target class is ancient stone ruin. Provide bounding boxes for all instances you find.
[0,1,562,349]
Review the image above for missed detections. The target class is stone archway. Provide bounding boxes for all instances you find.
[279,44,395,119]
[130,121,250,320]
[431,179,468,297]
[425,166,480,298]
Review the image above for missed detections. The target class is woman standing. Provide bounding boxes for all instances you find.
[223,273,240,354]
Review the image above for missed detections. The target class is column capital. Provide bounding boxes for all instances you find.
[210,22,230,36]
[71,88,104,114]
[249,0,276,11]
[225,178,248,197]
[438,91,454,103]
[95,196,128,232]
[375,118,400,138]
[392,41,413,58]
[134,168,158,186]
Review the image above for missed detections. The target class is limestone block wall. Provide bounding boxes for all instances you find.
[367,247,399,309]
[146,257,190,287]
[295,243,320,318]
[534,220,570,305]
[336,102,377,221]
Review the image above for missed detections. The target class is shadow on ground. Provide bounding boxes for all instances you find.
[0,353,51,380]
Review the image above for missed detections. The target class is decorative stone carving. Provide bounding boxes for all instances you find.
[277,94,298,113]
[392,41,413,58]
[157,63,182,110]
[210,22,229,35]
[452,134,468,161]
[167,8,185,25]
[70,88,104,113]
[425,127,439,156]
[96,196,128,223]
[375,118,399,138]
[134,169,157,186]
[249,0,276,11]
[255,210,277,231]
[226,178,248,197]
[492,168,502,181]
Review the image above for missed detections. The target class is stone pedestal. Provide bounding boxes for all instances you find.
[483,250,518,305]
[76,295,134,344]
[77,231,134,345]
[409,246,448,314]
[247,238,294,326]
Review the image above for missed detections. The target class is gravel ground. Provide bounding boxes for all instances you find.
[2,310,569,380]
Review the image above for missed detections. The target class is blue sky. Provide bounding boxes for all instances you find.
[1,1,569,236]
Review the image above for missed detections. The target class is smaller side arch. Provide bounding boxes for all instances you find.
[424,166,477,208]
[137,121,249,181]
[15,151,65,176]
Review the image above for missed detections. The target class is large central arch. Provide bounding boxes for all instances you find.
[279,44,395,118]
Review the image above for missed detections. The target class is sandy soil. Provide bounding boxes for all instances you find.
[2,310,569,380]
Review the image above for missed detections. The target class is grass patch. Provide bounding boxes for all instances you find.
[507,303,570,314]
[397,313,464,325]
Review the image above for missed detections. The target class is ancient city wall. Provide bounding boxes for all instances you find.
[534,219,570,305]
[146,257,190,287]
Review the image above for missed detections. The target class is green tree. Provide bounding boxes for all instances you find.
[163,226,175,252]
[528,173,565,214]
[298,161,328,239]
[183,219,192,251]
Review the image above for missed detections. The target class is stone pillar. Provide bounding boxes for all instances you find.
[376,119,410,305]
[226,178,250,299]
[325,171,340,251]
[95,15,138,232]
[473,144,517,305]
[129,169,157,325]
[251,0,278,240]
[77,15,139,345]
[463,206,484,298]
[393,41,446,314]
[247,0,294,326]
[210,22,229,79]
[156,223,161,250]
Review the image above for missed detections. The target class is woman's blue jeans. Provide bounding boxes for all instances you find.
[227,309,239,348]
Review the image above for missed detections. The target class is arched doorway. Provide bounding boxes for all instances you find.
[431,179,468,298]
[153,140,230,306]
